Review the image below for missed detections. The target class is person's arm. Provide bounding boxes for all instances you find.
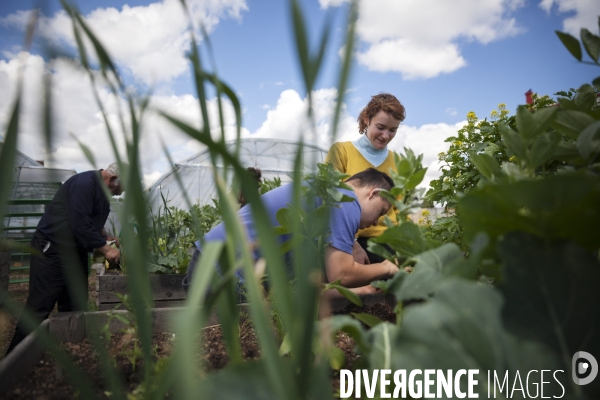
[352,240,369,264]
[324,245,398,288]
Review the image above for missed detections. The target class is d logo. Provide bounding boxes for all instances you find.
[572,351,598,385]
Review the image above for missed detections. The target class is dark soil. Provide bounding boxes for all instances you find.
[3,286,397,399]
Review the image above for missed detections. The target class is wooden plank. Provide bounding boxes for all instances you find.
[97,299,186,311]
[49,312,85,343]
[97,274,186,303]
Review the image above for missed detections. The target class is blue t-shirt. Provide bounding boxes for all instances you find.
[196,182,359,256]
[183,183,361,290]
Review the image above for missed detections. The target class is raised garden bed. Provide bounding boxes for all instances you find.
[0,293,395,397]
[96,273,186,310]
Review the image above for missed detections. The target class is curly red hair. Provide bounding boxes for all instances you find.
[358,93,406,134]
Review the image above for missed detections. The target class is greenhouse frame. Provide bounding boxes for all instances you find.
[146,138,329,212]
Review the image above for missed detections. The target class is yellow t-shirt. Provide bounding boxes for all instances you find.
[325,141,398,238]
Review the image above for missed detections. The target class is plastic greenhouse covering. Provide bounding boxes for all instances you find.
[146,138,329,212]
[1,141,76,240]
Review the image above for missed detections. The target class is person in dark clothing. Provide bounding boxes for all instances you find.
[5,163,123,355]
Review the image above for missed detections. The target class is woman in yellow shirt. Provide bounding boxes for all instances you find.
[326,93,406,263]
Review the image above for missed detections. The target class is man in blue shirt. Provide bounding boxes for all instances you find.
[5,163,123,355]
[183,168,399,296]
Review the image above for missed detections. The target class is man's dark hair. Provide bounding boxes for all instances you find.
[345,168,394,191]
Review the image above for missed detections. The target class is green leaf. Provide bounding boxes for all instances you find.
[552,140,584,163]
[157,255,178,268]
[365,322,399,370]
[371,269,408,294]
[371,222,439,258]
[324,281,363,306]
[516,105,557,140]
[469,153,502,181]
[575,84,597,111]
[351,312,383,328]
[528,131,560,169]
[498,233,600,397]
[577,119,600,160]
[391,243,468,301]
[405,167,427,190]
[552,109,597,140]
[581,28,600,63]
[499,124,527,159]
[556,30,582,61]
[459,173,600,252]
[387,280,568,398]
[328,346,345,371]
[146,263,170,274]
[275,207,294,234]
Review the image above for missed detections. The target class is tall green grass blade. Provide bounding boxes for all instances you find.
[290,0,311,91]
[0,85,21,222]
[330,0,357,144]
[168,241,222,399]
[71,133,97,168]
[214,178,294,399]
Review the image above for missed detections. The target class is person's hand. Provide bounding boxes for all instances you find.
[357,284,381,296]
[99,244,120,264]
[382,259,399,277]
[104,247,120,264]
[106,236,120,247]
[352,241,370,264]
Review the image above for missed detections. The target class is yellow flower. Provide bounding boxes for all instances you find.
[490,110,499,118]
[453,140,463,147]
[509,156,516,162]
[498,103,506,110]
[466,111,477,121]
[422,209,430,217]
[438,152,445,158]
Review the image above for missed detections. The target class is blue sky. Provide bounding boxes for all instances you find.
[0,0,598,187]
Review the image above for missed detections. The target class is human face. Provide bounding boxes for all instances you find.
[108,175,123,196]
[359,189,391,229]
[365,111,401,150]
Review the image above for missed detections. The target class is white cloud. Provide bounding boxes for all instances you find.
[356,39,466,79]
[0,0,248,85]
[251,88,357,150]
[539,0,599,36]
[323,0,525,79]
[0,51,248,188]
[446,107,458,116]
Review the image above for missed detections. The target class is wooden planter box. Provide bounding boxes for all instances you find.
[96,274,186,311]
[0,292,394,394]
